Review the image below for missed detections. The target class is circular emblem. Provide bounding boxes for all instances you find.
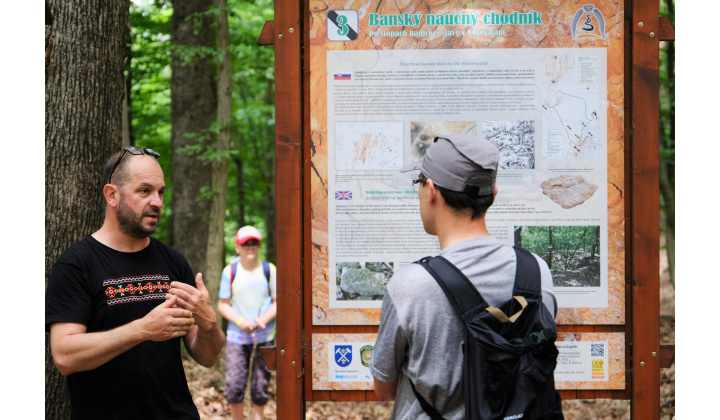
[360,345,373,367]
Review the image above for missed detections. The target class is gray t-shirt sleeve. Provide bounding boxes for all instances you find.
[369,292,407,383]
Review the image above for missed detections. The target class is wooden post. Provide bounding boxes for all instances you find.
[274,0,304,417]
[631,0,661,418]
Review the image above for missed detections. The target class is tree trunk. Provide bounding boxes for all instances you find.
[234,157,245,226]
[45,1,129,417]
[205,0,232,323]
[592,225,600,257]
[514,226,522,248]
[122,30,134,148]
[547,226,553,269]
[170,0,215,275]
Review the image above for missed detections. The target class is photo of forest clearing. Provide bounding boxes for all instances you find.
[515,225,600,287]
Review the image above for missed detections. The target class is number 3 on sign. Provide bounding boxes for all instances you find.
[327,10,358,42]
[336,15,348,36]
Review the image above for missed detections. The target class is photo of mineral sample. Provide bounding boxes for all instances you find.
[410,121,477,163]
[483,120,536,169]
[514,225,601,287]
[336,262,394,301]
[540,174,598,209]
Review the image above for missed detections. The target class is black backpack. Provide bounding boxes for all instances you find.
[410,246,564,420]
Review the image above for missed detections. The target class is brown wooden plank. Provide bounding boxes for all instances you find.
[658,17,675,41]
[576,390,595,400]
[366,390,380,401]
[659,344,675,368]
[614,390,632,400]
[302,0,315,402]
[631,0,662,418]
[330,391,349,402]
[347,391,366,402]
[257,20,275,46]
[312,390,330,401]
[559,390,577,400]
[595,390,613,399]
[259,346,277,371]
[274,0,304,417]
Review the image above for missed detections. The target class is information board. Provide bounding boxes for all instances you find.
[310,0,625,327]
[308,0,626,390]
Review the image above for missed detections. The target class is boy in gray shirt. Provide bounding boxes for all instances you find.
[370,134,557,419]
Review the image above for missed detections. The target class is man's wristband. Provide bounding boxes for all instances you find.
[236,317,245,326]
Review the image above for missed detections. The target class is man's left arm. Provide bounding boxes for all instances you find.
[370,291,406,401]
[169,273,225,367]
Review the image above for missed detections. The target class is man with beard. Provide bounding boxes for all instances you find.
[45,147,225,419]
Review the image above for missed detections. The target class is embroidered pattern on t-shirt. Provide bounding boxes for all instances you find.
[103,275,171,306]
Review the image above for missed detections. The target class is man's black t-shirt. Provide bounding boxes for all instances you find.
[46,236,200,420]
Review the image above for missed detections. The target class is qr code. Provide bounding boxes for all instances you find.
[591,343,605,357]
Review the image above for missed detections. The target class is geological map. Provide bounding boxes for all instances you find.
[335,121,404,170]
[542,54,602,160]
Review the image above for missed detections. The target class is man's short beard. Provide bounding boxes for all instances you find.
[117,193,158,238]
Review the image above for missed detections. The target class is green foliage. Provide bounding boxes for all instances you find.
[128,0,276,261]
[222,0,276,261]
[128,1,174,243]
[659,0,675,174]
[659,0,675,285]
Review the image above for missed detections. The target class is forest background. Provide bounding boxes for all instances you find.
[0,0,699,417]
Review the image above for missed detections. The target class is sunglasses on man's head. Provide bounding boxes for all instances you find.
[108,146,161,184]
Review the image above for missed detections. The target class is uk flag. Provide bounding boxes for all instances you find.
[335,191,352,200]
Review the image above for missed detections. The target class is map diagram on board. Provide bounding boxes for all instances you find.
[335,121,404,170]
[542,55,601,160]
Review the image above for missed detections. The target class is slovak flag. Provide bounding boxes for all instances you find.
[334,73,351,80]
[335,191,352,200]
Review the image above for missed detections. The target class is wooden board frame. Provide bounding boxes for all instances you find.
[267,0,672,417]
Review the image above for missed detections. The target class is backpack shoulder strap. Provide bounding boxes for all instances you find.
[409,379,446,420]
[512,247,556,346]
[262,260,272,296]
[511,246,542,299]
[416,255,488,320]
[262,260,271,281]
[229,261,239,297]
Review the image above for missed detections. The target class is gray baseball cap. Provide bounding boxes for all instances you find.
[400,134,499,196]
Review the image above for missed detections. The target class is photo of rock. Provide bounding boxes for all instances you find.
[336,262,394,301]
[541,174,598,209]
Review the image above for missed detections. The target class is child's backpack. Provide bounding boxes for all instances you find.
[411,246,563,420]
[229,260,271,297]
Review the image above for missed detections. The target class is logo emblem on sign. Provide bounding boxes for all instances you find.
[334,345,352,366]
[360,345,373,367]
[327,10,359,42]
[570,5,606,41]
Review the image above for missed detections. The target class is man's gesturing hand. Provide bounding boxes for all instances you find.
[141,294,194,341]
[167,273,218,331]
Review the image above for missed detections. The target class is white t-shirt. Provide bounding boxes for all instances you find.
[218,260,277,344]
